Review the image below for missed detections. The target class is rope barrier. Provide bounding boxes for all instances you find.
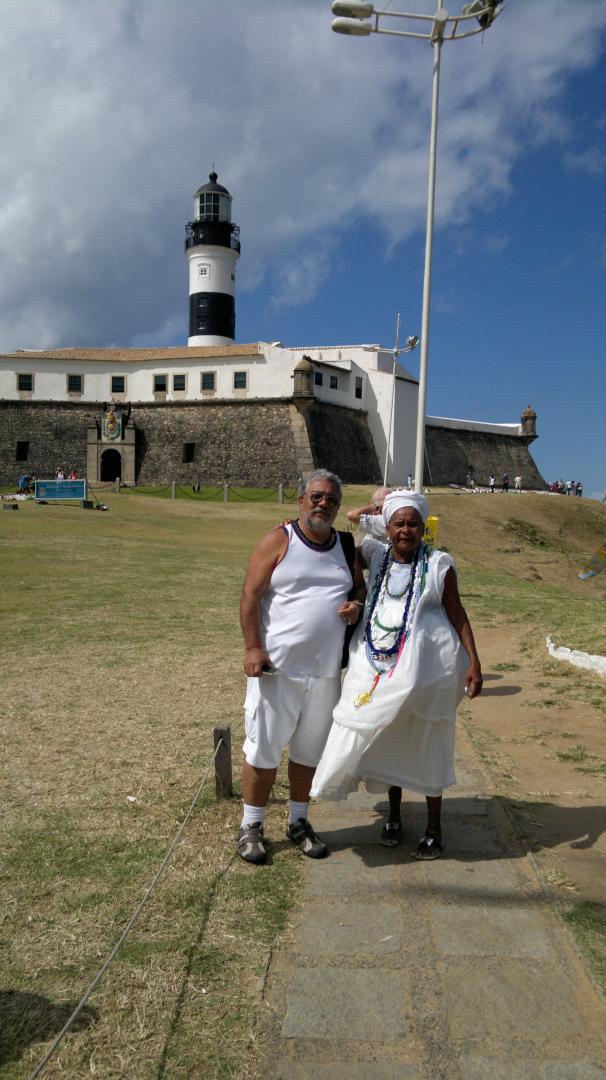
[26,733,235,1080]
[176,486,224,500]
[123,485,172,496]
[120,485,299,501]
[228,487,280,501]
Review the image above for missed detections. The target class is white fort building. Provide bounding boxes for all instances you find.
[0,172,544,489]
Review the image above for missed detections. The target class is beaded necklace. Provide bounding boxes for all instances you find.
[354,542,428,708]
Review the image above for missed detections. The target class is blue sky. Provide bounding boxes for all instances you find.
[1,0,605,496]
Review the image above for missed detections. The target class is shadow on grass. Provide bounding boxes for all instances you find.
[0,990,98,1067]
[156,854,238,1080]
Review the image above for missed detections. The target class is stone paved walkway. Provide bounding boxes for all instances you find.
[261,727,606,1080]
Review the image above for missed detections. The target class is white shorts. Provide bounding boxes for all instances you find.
[243,673,341,769]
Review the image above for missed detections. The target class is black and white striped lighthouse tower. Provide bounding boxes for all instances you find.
[185,171,240,346]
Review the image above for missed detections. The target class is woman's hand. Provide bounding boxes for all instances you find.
[465,664,483,699]
[338,600,363,627]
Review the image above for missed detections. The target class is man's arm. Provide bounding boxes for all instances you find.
[441,567,483,699]
[346,502,381,526]
[240,528,288,677]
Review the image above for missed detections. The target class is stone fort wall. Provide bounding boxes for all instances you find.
[0,400,545,489]
[0,399,380,487]
[424,425,546,489]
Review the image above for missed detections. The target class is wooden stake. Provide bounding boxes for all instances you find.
[213,725,233,799]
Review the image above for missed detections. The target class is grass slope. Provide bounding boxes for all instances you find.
[0,489,604,1075]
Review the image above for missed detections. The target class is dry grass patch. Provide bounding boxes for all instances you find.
[0,495,302,1079]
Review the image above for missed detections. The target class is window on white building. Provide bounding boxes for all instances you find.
[201,372,216,392]
[314,371,323,386]
[234,371,247,390]
[17,374,33,392]
[111,375,126,394]
[355,376,363,400]
[154,374,168,393]
[330,374,338,390]
[173,374,186,392]
[67,374,83,394]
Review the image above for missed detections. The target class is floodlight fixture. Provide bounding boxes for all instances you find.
[332,17,373,34]
[331,0,375,17]
[461,0,499,28]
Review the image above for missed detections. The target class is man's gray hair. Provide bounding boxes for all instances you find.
[304,469,342,499]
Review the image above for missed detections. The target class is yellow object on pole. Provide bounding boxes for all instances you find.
[424,515,439,547]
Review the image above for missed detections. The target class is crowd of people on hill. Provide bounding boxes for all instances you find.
[548,479,583,496]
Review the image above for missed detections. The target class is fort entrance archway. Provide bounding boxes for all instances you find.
[100,448,122,481]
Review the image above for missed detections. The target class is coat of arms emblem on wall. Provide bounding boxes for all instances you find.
[101,404,123,442]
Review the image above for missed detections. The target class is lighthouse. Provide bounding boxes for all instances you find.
[185,171,240,346]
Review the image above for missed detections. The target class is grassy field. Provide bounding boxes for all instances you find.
[1,488,605,1077]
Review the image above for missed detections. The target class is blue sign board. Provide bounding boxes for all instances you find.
[35,480,88,501]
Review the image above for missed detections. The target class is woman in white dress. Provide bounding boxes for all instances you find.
[311,490,483,859]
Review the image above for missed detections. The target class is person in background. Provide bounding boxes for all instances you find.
[346,486,391,539]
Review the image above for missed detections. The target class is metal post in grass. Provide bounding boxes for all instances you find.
[171,481,176,499]
[115,477,121,494]
[278,482,284,504]
[213,725,233,798]
[224,483,229,502]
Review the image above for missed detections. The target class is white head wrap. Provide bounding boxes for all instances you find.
[382,489,429,526]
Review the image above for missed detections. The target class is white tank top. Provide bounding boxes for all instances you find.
[261,522,353,677]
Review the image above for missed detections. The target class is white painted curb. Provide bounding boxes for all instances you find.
[546,636,606,678]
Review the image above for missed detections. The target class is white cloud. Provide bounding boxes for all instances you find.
[564,148,605,175]
[0,0,605,348]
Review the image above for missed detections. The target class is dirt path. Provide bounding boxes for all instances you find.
[467,627,606,904]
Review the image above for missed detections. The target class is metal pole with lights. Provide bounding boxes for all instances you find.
[332,0,503,492]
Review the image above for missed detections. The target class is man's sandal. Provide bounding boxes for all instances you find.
[412,832,443,860]
[379,821,402,847]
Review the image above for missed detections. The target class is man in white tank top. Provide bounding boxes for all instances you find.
[238,469,366,864]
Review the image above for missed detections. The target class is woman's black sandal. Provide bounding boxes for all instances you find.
[412,831,443,860]
[379,821,402,847]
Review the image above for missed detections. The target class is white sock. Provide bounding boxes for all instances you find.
[289,800,309,826]
[241,803,266,829]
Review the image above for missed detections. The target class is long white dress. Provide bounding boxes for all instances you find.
[311,538,467,799]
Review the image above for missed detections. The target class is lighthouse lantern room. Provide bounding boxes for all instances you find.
[185,170,240,346]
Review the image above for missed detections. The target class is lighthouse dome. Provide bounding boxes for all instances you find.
[194,171,230,197]
[194,171,232,223]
